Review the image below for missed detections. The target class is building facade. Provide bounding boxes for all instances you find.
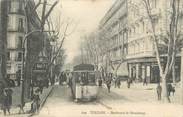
[6,0,25,84]
[127,0,183,83]
[6,0,47,88]
[98,0,183,83]
[98,0,128,76]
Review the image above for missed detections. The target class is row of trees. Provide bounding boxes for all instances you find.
[74,28,124,77]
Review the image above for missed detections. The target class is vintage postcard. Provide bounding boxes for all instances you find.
[0,0,183,117]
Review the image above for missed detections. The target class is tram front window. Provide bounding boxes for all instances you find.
[88,72,95,85]
[75,72,95,85]
[79,72,88,85]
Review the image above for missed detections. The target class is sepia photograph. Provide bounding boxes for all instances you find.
[0,0,183,117]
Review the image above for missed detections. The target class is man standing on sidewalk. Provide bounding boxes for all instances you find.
[156,83,162,100]
[106,74,112,93]
[1,88,12,115]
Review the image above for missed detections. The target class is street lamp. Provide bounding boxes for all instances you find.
[20,30,41,113]
[50,38,56,85]
[20,31,57,111]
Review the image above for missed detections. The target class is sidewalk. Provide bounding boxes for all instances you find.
[0,86,53,117]
[104,81,181,104]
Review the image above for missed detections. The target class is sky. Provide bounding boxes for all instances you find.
[52,0,115,64]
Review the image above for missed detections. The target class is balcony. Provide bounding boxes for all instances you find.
[7,27,25,33]
[9,9,24,15]
[16,57,22,62]
[126,51,154,59]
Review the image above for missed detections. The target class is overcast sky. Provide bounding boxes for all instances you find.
[52,0,114,63]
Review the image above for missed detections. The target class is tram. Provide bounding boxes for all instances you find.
[70,64,99,102]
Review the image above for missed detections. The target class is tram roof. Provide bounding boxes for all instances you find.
[73,64,94,71]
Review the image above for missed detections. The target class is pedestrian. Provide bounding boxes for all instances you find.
[31,89,40,114]
[98,78,102,87]
[38,81,44,94]
[167,83,175,96]
[127,78,131,88]
[1,89,12,115]
[116,78,121,88]
[59,72,63,85]
[106,78,112,93]
[143,78,147,86]
[156,83,162,100]
[114,76,117,88]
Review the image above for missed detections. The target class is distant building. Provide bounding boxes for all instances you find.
[98,0,128,76]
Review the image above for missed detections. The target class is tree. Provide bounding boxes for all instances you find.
[142,0,183,102]
[0,0,8,86]
[45,10,77,77]
[19,0,58,112]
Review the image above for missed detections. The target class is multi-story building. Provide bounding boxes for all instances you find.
[6,0,25,84]
[99,0,183,83]
[98,0,128,75]
[6,0,46,88]
[127,0,183,83]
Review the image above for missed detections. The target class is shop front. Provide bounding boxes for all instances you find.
[127,57,181,83]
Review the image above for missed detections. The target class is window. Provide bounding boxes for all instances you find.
[7,63,11,70]
[8,1,11,12]
[18,36,23,48]
[17,52,22,61]
[7,52,10,60]
[18,18,24,32]
[18,1,23,13]
[7,74,10,79]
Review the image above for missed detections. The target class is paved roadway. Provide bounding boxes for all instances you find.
[33,85,183,117]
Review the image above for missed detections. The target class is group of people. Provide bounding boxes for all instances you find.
[156,83,176,101]
[59,72,68,85]
[0,88,13,116]
[98,73,122,93]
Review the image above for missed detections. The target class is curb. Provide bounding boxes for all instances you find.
[40,86,54,109]
[28,86,54,117]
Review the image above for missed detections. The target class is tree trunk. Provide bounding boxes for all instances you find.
[161,74,170,103]
[0,0,8,86]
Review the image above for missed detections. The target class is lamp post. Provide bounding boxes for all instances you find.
[50,39,56,85]
[20,30,42,113]
[20,30,55,112]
